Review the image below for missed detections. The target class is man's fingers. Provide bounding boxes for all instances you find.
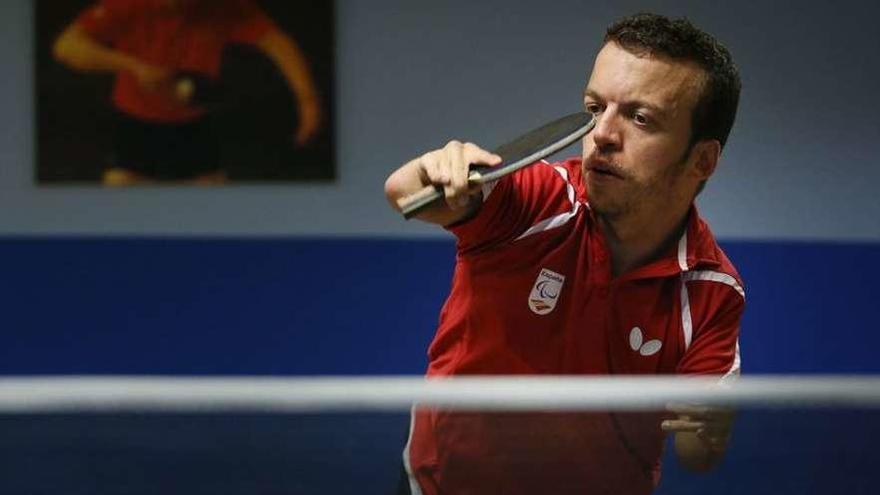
[418,154,448,186]
[666,403,712,416]
[661,419,704,432]
[446,142,471,208]
[462,142,502,167]
[667,404,734,425]
[413,140,499,211]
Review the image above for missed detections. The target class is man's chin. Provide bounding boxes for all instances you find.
[586,191,630,220]
[588,199,621,219]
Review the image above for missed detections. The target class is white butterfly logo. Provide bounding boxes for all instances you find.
[629,327,662,356]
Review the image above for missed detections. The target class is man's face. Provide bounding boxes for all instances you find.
[581,42,706,220]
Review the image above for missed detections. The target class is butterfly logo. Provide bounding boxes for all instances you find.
[629,327,662,356]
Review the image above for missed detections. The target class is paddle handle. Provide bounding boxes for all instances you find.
[397,168,488,220]
[399,184,446,219]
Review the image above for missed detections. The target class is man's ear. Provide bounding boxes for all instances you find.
[689,139,721,181]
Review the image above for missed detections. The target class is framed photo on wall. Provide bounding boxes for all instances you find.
[36,0,335,186]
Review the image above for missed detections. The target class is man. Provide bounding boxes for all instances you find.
[53,0,322,185]
[385,13,743,495]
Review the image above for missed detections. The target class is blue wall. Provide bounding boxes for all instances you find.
[3,237,878,375]
[2,236,878,493]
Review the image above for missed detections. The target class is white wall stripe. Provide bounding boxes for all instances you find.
[402,406,423,495]
[680,278,694,351]
[514,165,580,241]
[681,271,746,299]
[677,230,689,271]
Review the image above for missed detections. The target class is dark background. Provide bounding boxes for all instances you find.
[35,0,336,183]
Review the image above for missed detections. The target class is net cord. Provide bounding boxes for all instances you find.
[1,376,879,413]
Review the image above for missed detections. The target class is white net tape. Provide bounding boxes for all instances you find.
[1,375,879,413]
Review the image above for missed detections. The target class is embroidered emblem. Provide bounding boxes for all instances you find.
[528,268,565,315]
[629,327,662,356]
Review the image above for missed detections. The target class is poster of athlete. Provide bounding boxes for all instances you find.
[36,0,335,185]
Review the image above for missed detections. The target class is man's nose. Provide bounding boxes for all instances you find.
[589,110,622,151]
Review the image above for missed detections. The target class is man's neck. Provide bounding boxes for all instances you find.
[599,205,691,278]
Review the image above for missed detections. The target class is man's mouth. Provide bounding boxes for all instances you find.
[585,159,623,179]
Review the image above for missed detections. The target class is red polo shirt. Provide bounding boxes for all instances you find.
[76,0,275,122]
[404,158,744,495]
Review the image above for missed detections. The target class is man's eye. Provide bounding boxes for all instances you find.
[585,103,602,114]
[634,113,649,125]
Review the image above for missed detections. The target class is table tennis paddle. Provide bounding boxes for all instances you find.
[399,112,596,219]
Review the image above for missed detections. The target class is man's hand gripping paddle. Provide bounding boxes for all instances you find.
[398,112,596,219]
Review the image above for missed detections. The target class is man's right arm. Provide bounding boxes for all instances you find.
[384,140,501,226]
[52,23,170,92]
[53,23,133,73]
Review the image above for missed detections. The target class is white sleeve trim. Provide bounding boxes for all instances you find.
[514,165,580,241]
[720,340,742,384]
[679,270,744,372]
[680,280,693,351]
[681,270,745,300]
[483,159,552,202]
[481,180,498,200]
[401,406,424,495]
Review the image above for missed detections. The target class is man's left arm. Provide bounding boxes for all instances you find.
[255,28,322,146]
[662,402,735,471]
[229,3,323,146]
[663,280,744,471]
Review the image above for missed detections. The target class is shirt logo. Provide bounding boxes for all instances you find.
[528,268,565,315]
[629,327,662,356]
